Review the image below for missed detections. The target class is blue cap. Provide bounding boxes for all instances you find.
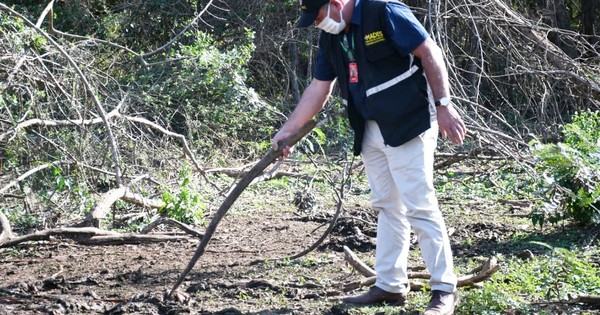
[298,0,329,27]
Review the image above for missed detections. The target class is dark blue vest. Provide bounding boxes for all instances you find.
[319,0,432,155]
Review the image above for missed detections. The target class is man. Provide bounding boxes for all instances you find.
[272,0,466,314]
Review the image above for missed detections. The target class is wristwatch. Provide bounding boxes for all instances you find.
[435,97,451,107]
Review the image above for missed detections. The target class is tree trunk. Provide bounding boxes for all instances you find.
[551,0,578,58]
[580,0,596,36]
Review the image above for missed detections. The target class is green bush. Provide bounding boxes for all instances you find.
[159,164,206,225]
[132,29,279,159]
[531,110,600,226]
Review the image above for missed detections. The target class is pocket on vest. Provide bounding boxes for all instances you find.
[366,75,429,124]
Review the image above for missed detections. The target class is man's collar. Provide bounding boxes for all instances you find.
[351,0,362,25]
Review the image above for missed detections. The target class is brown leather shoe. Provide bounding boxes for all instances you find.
[343,286,406,306]
[423,290,460,315]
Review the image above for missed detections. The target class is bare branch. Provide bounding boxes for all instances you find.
[0,162,60,195]
[122,115,204,174]
[0,4,123,187]
[76,174,159,228]
[168,120,317,299]
[343,245,376,277]
[0,103,123,142]
[44,0,218,65]
[342,255,500,292]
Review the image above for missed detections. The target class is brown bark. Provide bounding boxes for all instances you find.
[342,252,500,292]
[343,245,376,277]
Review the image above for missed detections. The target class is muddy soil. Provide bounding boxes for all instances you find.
[0,193,595,314]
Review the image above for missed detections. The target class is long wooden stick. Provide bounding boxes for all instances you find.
[167,120,317,298]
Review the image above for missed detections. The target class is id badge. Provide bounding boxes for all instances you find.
[349,62,359,83]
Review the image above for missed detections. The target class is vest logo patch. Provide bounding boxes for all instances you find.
[365,31,385,46]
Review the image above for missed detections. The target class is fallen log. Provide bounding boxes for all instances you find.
[0,226,190,248]
[0,227,118,248]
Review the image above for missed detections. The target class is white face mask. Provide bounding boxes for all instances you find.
[316,4,346,34]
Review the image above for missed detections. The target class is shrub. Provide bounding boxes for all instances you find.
[531,110,600,226]
[159,164,206,225]
[132,29,279,160]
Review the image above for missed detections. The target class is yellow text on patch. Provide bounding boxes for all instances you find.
[365,31,385,46]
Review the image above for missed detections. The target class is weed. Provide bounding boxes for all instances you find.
[159,164,206,225]
[453,246,600,314]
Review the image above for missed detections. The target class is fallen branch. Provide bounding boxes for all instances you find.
[167,119,317,299]
[75,174,159,228]
[457,256,501,287]
[532,295,600,308]
[0,227,117,248]
[121,191,166,209]
[0,161,60,194]
[0,212,203,248]
[78,188,168,228]
[342,249,500,292]
[76,234,188,245]
[569,295,600,307]
[0,226,188,248]
[343,245,375,277]
[141,217,203,239]
[0,102,122,142]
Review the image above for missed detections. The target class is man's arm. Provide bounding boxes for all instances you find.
[273,78,335,158]
[412,38,467,145]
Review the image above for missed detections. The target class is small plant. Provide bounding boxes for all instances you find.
[454,246,600,314]
[530,110,600,226]
[159,164,206,225]
[533,242,600,301]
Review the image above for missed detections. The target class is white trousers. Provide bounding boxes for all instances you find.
[361,120,457,294]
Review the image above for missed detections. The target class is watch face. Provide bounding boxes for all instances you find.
[436,97,450,107]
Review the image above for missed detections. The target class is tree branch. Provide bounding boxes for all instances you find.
[0,4,123,187]
[342,250,500,292]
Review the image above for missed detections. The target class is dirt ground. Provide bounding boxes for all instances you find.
[0,183,596,315]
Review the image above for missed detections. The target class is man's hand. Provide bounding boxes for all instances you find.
[437,105,467,145]
[270,79,334,161]
[272,129,295,160]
